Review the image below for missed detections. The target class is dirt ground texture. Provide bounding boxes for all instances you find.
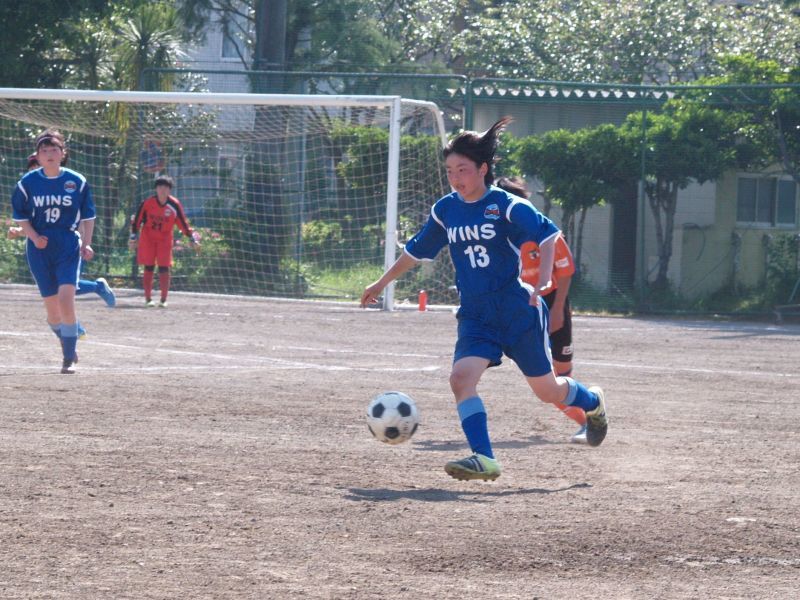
[1,284,799,599]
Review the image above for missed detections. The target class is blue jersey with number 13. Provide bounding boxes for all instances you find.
[405,186,558,300]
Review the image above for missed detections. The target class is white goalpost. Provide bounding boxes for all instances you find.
[0,88,453,310]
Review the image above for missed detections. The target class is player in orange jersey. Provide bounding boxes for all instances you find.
[495,176,588,443]
[129,175,199,307]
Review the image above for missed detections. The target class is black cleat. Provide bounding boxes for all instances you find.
[60,352,78,375]
[585,386,608,447]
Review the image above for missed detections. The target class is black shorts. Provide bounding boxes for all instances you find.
[542,290,573,363]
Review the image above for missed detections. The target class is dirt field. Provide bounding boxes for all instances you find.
[1,283,799,599]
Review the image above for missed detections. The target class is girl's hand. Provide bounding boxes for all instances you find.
[360,283,384,308]
[81,244,94,260]
[32,235,48,250]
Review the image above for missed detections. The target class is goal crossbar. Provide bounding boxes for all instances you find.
[0,87,438,111]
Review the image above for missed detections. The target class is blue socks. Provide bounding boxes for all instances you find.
[60,322,79,360]
[76,279,97,296]
[563,377,599,411]
[457,396,494,459]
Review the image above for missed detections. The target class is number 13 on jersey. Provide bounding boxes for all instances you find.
[464,244,490,268]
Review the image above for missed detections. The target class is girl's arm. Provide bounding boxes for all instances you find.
[80,219,95,260]
[535,235,556,296]
[360,253,419,307]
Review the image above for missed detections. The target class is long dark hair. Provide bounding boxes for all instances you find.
[494,175,529,199]
[443,116,512,186]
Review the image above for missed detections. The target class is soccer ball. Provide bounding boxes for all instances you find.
[366,391,419,445]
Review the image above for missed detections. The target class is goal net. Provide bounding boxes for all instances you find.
[0,89,456,309]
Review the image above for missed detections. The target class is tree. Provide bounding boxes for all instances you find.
[621,103,749,288]
[175,0,475,74]
[454,0,800,83]
[693,55,800,186]
[514,125,636,268]
[0,1,118,87]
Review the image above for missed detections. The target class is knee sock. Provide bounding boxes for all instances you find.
[143,269,155,300]
[49,322,62,339]
[457,396,494,459]
[552,368,586,424]
[158,268,170,302]
[60,322,79,361]
[76,279,97,296]
[563,377,599,412]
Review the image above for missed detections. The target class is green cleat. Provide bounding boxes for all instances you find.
[145,299,155,308]
[585,386,608,447]
[158,300,168,308]
[444,453,501,481]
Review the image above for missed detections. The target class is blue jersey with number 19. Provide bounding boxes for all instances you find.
[11,167,96,233]
[405,186,558,300]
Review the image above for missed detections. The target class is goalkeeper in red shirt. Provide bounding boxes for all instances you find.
[129,175,199,307]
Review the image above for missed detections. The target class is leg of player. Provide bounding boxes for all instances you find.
[78,277,116,307]
[544,296,587,442]
[443,356,502,482]
[553,363,589,444]
[69,279,92,338]
[53,284,79,374]
[43,293,64,352]
[76,279,97,296]
[157,266,170,308]
[143,266,156,307]
[526,372,608,447]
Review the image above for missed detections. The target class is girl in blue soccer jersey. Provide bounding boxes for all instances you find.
[360,117,608,481]
[10,129,97,374]
[9,153,116,311]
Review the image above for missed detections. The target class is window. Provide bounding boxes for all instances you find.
[777,180,797,225]
[220,12,246,60]
[221,32,243,59]
[736,176,797,226]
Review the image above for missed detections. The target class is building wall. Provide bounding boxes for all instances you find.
[678,169,800,300]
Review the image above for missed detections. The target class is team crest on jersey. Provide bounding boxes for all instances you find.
[484,204,501,220]
[164,207,174,217]
[64,181,77,193]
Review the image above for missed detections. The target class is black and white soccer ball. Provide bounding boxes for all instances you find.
[366,391,420,445]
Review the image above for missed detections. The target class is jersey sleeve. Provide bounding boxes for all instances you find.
[553,236,576,279]
[404,204,448,261]
[11,181,31,222]
[132,199,147,234]
[170,197,193,237]
[507,197,559,246]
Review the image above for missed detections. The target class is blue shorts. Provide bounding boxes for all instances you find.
[454,284,553,377]
[26,231,81,297]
